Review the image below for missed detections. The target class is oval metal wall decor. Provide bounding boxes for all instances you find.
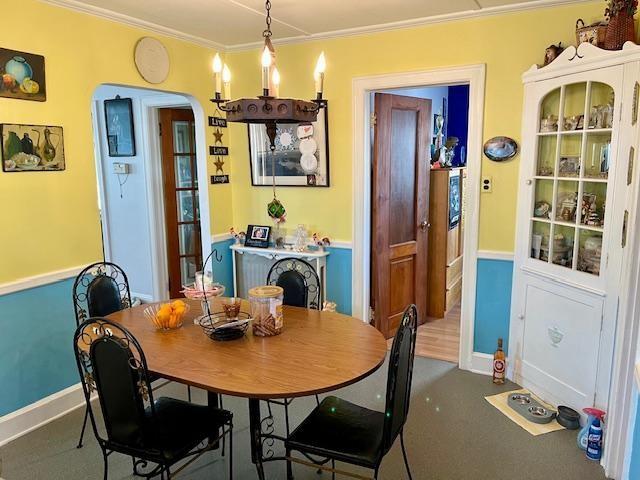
[484,136,518,162]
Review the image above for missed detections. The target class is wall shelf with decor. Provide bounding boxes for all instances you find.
[510,42,640,416]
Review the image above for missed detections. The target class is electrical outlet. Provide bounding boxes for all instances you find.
[481,176,492,193]
[113,162,130,174]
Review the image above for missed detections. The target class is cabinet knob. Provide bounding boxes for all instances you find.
[419,220,430,231]
[526,179,532,185]
[517,314,525,320]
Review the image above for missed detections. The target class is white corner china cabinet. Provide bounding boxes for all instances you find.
[511,43,640,413]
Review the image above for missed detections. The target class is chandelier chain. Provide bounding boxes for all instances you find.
[263,0,272,38]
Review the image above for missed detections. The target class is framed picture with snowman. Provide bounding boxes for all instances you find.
[248,105,329,187]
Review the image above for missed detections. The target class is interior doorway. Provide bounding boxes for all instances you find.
[91,85,210,302]
[158,108,202,298]
[370,85,470,362]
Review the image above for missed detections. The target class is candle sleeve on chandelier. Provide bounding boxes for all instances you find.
[212,53,223,95]
[223,64,231,100]
[272,67,280,98]
[261,47,271,94]
[314,52,326,97]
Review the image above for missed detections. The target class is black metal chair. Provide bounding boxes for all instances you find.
[266,258,321,310]
[285,304,418,480]
[72,262,132,449]
[73,318,233,480]
[265,258,322,440]
[72,262,132,326]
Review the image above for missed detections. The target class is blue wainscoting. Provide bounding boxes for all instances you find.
[473,258,514,355]
[0,279,77,416]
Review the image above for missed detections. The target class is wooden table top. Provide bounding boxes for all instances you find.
[107,298,388,399]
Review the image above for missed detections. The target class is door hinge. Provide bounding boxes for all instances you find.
[159,122,162,136]
[369,306,375,323]
[622,210,629,248]
[370,112,377,127]
[633,82,639,125]
[628,146,635,186]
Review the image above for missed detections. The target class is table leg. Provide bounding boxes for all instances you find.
[249,398,266,480]
[207,391,220,449]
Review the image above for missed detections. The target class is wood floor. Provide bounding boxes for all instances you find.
[389,303,461,363]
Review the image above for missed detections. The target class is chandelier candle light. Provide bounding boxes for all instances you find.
[210,0,327,223]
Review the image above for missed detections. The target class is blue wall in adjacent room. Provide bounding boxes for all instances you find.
[211,239,235,296]
[627,388,640,479]
[0,279,77,416]
[325,247,352,315]
[447,84,470,166]
[474,258,514,355]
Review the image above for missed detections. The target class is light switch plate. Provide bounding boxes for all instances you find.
[481,176,492,193]
[113,162,130,174]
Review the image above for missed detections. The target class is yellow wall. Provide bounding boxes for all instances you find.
[226,1,604,250]
[0,0,230,283]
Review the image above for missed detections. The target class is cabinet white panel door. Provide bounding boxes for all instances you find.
[518,273,604,410]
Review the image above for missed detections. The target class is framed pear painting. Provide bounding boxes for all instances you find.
[1,124,65,172]
[0,48,46,102]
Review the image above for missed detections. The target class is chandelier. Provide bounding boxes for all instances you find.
[210,0,327,223]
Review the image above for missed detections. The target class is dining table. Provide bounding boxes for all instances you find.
[107,297,388,479]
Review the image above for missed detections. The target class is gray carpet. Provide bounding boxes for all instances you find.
[1,357,608,480]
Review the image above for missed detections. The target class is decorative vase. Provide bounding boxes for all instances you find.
[5,56,33,85]
[604,10,636,50]
[4,131,21,160]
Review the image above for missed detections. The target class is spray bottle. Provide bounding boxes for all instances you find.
[578,408,605,451]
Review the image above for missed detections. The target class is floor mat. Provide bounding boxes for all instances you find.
[485,388,566,436]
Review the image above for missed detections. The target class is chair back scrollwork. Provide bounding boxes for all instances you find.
[266,258,321,310]
[72,262,132,326]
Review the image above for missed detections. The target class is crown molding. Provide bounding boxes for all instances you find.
[39,0,225,50]
[225,0,592,51]
[41,0,591,52]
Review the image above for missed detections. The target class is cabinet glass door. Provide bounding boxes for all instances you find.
[530,82,613,276]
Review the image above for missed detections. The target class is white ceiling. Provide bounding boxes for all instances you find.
[44,0,587,50]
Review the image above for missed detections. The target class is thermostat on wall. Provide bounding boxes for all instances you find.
[113,162,130,174]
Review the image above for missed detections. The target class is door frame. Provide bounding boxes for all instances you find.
[352,64,486,370]
[92,85,211,302]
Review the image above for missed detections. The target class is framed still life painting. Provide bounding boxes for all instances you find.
[104,96,136,157]
[0,48,46,102]
[248,105,329,187]
[1,124,65,172]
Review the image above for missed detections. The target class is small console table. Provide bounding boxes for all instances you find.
[230,244,329,303]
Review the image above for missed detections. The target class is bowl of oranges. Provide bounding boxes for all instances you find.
[144,300,190,331]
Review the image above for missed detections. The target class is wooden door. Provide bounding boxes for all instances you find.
[159,108,202,298]
[371,93,431,338]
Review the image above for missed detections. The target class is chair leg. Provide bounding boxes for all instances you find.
[187,385,192,402]
[102,450,109,480]
[400,431,413,480]
[286,447,293,480]
[331,459,336,480]
[228,423,233,480]
[284,399,291,437]
[76,406,89,449]
[315,394,320,407]
[373,466,379,480]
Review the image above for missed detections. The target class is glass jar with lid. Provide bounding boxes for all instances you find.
[248,286,284,336]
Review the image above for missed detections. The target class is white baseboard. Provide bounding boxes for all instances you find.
[0,383,85,447]
[470,352,495,376]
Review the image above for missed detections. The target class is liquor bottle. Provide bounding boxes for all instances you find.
[493,338,506,384]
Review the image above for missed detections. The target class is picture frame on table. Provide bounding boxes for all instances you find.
[245,225,271,248]
[104,96,136,157]
[248,105,329,187]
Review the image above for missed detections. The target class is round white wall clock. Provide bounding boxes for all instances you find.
[134,37,170,84]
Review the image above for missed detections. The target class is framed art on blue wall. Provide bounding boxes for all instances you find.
[104,96,136,157]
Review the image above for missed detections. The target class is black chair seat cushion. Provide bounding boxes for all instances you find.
[144,397,231,462]
[286,396,384,468]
